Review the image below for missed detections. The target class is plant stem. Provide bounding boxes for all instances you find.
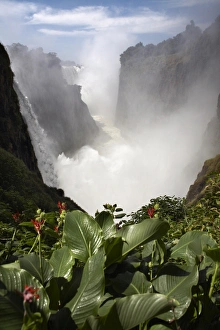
[38,233,43,284]
[6,227,17,261]
[23,301,34,320]
[150,240,156,281]
[209,262,219,298]
[28,235,39,254]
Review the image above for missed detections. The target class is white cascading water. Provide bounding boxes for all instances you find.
[61,65,83,85]
[14,81,58,187]
[54,65,215,216]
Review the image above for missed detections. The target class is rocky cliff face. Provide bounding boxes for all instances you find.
[0,43,41,176]
[116,17,220,132]
[186,93,220,204]
[7,44,99,156]
[186,153,220,205]
[0,43,83,215]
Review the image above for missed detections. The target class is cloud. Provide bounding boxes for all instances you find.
[0,1,189,44]
[168,0,219,7]
[28,5,186,36]
[0,0,37,17]
[38,28,96,36]
[28,6,108,26]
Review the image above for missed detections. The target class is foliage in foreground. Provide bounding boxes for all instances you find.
[1,174,220,329]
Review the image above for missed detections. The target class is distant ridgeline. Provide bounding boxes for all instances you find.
[7,44,99,156]
[116,17,220,134]
[0,43,83,217]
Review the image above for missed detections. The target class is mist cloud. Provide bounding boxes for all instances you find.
[55,99,215,216]
[77,30,136,121]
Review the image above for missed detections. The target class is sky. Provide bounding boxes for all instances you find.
[0,0,220,63]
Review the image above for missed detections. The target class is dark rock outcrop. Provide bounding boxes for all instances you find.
[186,153,220,205]
[0,43,41,176]
[0,43,83,215]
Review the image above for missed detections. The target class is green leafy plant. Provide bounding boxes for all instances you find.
[1,172,220,329]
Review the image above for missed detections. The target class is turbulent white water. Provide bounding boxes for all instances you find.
[14,82,57,187]
[55,107,212,215]
[53,65,215,215]
[14,63,216,217]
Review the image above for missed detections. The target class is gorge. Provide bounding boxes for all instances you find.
[1,16,220,216]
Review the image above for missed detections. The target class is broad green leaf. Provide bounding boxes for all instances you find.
[103,293,178,330]
[95,211,116,240]
[0,294,23,330]
[141,240,155,259]
[150,325,172,330]
[1,262,20,269]
[142,240,154,258]
[116,219,169,258]
[203,246,220,284]
[63,211,103,262]
[142,239,167,265]
[185,235,217,266]
[100,303,123,330]
[80,315,103,330]
[104,236,124,268]
[153,265,198,319]
[0,266,50,330]
[59,267,83,307]
[171,231,217,260]
[98,293,115,317]
[65,248,105,326]
[203,246,220,263]
[19,253,54,285]
[157,263,194,277]
[45,277,60,310]
[50,246,75,280]
[154,239,167,265]
[111,271,151,295]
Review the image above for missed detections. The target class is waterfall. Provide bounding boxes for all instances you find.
[61,65,83,85]
[14,82,58,187]
[56,61,213,215]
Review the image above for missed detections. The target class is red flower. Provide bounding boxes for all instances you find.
[57,201,67,214]
[12,211,21,223]
[147,207,155,218]
[22,285,39,302]
[31,219,44,234]
[54,225,59,233]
